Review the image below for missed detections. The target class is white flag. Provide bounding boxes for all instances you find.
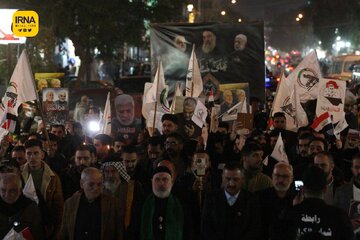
[3,228,26,240]
[271,74,297,131]
[186,45,203,97]
[142,83,155,119]
[334,113,348,139]
[170,82,183,114]
[210,104,220,133]
[2,50,38,116]
[315,78,346,124]
[192,99,208,128]
[290,50,321,102]
[100,92,111,135]
[22,174,39,205]
[270,132,288,163]
[144,61,167,103]
[146,110,164,133]
[291,83,309,128]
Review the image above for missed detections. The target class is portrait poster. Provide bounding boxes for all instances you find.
[315,78,346,124]
[237,113,254,131]
[111,93,143,144]
[42,88,69,126]
[173,96,187,114]
[35,73,64,93]
[150,22,265,101]
[219,83,249,121]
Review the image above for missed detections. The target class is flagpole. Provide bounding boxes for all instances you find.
[267,70,284,132]
[191,44,195,97]
[293,83,299,129]
[24,50,50,142]
[151,61,161,136]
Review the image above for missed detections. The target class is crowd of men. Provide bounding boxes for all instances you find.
[0,94,359,240]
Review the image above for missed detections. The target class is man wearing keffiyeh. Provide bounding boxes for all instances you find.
[102,160,144,239]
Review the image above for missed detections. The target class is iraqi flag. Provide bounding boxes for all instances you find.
[311,112,333,133]
[3,227,34,240]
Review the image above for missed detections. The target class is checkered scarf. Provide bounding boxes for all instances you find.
[101,161,130,182]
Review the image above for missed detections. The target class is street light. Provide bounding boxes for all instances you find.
[238,18,242,22]
[187,4,195,23]
[231,0,236,3]
[187,4,194,12]
[221,10,226,16]
[296,13,303,22]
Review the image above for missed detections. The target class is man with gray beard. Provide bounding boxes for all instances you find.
[260,162,296,240]
[202,31,216,54]
[102,161,144,240]
[140,166,185,240]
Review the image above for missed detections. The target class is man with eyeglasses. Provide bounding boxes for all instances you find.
[260,162,296,239]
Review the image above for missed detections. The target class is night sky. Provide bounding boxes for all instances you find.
[231,0,307,20]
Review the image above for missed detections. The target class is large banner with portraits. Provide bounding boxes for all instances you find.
[150,22,265,101]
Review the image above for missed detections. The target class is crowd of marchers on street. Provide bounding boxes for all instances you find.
[0,86,359,240]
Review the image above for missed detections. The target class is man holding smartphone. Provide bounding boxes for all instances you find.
[280,166,353,240]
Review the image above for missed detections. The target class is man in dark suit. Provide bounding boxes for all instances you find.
[201,161,263,240]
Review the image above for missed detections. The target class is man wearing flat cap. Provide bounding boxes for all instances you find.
[279,166,353,240]
[139,166,185,240]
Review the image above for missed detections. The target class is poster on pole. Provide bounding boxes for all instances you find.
[42,88,69,126]
[150,22,265,101]
[315,78,346,123]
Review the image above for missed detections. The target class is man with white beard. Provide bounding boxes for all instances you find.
[140,166,185,240]
[101,161,144,239]
[259,162,296,239]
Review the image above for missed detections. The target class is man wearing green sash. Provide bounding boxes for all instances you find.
[140,166,184,240]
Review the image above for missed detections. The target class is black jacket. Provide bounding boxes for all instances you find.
[278,198,354,240]
[201,188,263,240]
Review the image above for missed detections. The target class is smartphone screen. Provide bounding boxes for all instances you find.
[196,158,206,176]
[295,180,304,192]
